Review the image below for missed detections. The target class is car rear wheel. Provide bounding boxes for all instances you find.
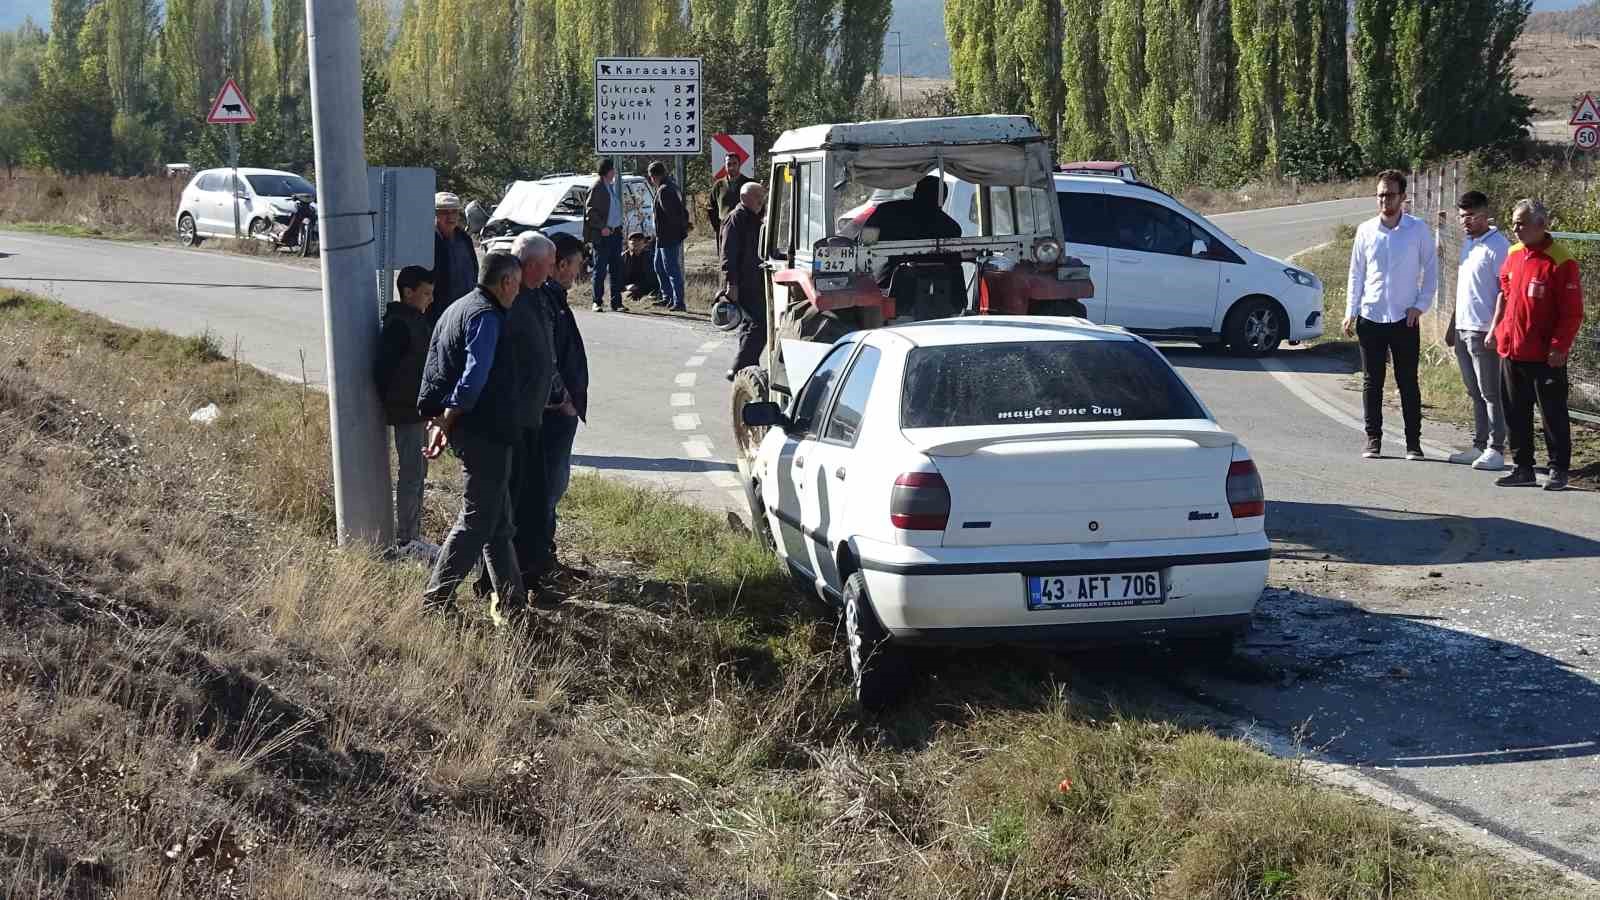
[1224,298,1286,357]
[844,572,909,710]
[730,365,771,478]
[248,218,271,241]
[177,214,201,247]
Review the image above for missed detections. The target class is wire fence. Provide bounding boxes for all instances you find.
[1408,162,1600,417]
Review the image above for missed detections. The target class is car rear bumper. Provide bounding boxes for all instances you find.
[852,533,1269,643]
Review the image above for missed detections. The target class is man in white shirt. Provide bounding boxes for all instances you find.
[1344,170,1439,460]
[1444,190,1511,471]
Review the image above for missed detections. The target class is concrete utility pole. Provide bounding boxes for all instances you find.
[305,0,393,548]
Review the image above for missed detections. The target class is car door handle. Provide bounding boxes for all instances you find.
[834,466,847,481]
[1114,255,1142,265]
[794,456,806,468]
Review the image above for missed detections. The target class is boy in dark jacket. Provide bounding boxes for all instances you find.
[374,265,436,561]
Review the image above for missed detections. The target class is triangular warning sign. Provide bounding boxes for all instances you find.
[206,78,257,125]
[1570,94,1600,127]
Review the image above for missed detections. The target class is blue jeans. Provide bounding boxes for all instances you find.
[591,233,624,308]
[542,411,580,555]
[654,240,686,309]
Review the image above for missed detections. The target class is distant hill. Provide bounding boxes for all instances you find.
[1528,0,1600,35]
[885,0,951,77]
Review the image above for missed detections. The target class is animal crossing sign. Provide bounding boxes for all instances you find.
[206,78,257,126]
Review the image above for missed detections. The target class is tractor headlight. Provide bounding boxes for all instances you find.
[1034,239,1063,267]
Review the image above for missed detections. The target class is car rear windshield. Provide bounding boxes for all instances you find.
[901,340,1206,428]
[246,174,315,197]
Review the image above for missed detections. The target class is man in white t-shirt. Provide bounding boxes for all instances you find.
[1444,190,1511,471]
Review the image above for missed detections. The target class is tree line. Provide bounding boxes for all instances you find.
[946,0,1533,185]
[0,0,896,196]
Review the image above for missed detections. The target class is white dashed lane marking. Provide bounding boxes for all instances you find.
[699,340,721,353]
[672,413,702,431]
[674,372,698,387]
[685,355,706,368]
[682,437,714,459]
[670,392,695,407]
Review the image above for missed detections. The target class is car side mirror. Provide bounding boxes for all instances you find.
[1191,238,1209,258]
[742,401,789,430]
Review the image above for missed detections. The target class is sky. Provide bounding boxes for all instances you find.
[1,0,1591,36]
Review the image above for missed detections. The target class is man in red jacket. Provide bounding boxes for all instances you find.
[1487,199,1585,491]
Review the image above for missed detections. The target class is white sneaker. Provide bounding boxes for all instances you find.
[1471,449,1506,471]
[1449,449,1481,465]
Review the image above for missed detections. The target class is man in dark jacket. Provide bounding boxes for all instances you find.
[721,181,767,380]
[430,192,479,330]
[542,232,591,575]
[503,231,561,583]
[584,159,626,312]
[707,169,752,250]
[417,252,536,617]
[620,232,660,302]
[649,161,692,312]
[374,265,436,561]
[863,175,961,242]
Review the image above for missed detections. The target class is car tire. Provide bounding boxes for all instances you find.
[843,572,909,711]
[248,218,272,241]
[1223,297,1286,357]
[177,214,201,247]
[730,366,771,478]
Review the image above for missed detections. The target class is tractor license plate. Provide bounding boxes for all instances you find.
[1026,572,1164,610]
[812,245,855,274]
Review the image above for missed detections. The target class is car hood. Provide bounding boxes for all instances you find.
[488,181,581,230]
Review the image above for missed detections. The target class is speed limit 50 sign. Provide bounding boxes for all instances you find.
[1576,124,1599,151]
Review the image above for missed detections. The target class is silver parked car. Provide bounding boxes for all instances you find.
[175,167,316,246]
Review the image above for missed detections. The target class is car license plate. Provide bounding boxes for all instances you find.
[812,245,855,274]
[1026,572,1164,610]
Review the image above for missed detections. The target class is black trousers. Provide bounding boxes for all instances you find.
[426,429,523,607]
[1501,360,1571,471]
[1356,317,1423,446]
[474,425,550,600]
[731,294,766,374]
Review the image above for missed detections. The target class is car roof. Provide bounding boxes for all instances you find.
[874,316,1138,348]
[1054,172,1176,202]
[1059,161,1132,171]
[772,115,1045,154]
[205,167,305,178]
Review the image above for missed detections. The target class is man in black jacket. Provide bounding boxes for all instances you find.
[721,181,767,380]
[707,169,752,251]
[649,161,692,312]
[503,231,561,585]
[417,252,536,617]
[430,192,479,330]
[374,265,436,561]
[542,232,591,575]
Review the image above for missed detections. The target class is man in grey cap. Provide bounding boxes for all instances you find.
[431,191,479,330]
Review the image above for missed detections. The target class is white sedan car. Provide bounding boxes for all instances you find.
[740,318,1269,706]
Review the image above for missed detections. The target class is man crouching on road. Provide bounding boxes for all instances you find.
[722,181,767,382]
[417,252,537,618]
[1487,199,1585,492]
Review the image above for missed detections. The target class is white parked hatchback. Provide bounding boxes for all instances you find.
[740,318,1269,706]
[175,167,316,246]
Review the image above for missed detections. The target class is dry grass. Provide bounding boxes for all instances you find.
[0,288,1588,897]
[0,172,184,239]
[1180,177,1369,216]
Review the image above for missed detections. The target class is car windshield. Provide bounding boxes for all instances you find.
[833,167,1055,241]
[900,340,1206,428]
[246,174,314,197]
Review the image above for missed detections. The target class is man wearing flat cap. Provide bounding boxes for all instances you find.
[430,191,479,331]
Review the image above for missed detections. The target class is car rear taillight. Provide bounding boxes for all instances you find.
[891,472,950,531]
[1227,460,1265,518]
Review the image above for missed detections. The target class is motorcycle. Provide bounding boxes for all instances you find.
[258,193,318,257]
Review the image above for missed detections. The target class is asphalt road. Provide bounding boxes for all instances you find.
[6,193,1600,880]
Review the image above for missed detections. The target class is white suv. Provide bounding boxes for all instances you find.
[740,318,1270,707]
[175,167,316,246]
[1055,174,1324,355]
